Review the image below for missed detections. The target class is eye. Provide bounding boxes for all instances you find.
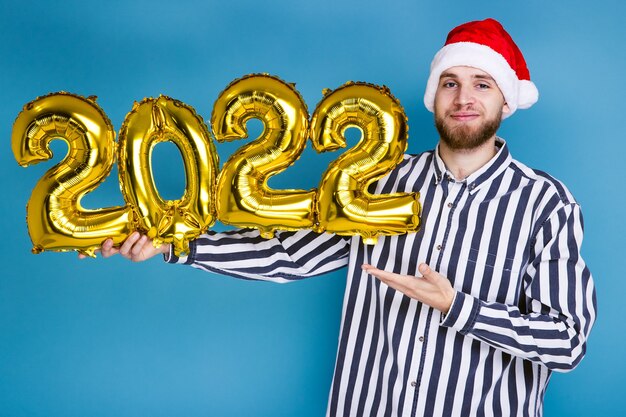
[442,81,457,88]
[476,83,491,90]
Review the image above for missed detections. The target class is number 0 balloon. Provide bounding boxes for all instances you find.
[118,96,219,256]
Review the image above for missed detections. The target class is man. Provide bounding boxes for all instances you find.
[96,18,596,417]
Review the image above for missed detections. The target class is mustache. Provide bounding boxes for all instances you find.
[447,105,480,114]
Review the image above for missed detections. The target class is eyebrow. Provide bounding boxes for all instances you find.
[439,72,496,82]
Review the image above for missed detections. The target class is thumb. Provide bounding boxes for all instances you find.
[418,263,436,280]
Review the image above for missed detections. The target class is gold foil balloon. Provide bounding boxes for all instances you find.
[211,74,315,238]
[118,96,218,256]
[13,79,423,256]
[310,82,420,244]
[11,92,136,256]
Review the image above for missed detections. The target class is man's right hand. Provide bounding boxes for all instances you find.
[79,232,171,262]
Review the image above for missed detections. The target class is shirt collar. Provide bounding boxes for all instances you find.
[433,137,512,194]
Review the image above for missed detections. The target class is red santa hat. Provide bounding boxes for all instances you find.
[423,18,539,118]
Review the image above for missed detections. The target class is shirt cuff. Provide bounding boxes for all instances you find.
[440,291,481,335]
[163,240,195,265]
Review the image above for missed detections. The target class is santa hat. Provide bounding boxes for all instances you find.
[424,18,538,118]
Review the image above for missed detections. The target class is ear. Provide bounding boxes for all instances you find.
[502,102,511,116]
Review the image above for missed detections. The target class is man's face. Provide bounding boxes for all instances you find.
[434,66,510,151]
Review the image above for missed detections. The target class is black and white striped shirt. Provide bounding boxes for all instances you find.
[167,138,596,417]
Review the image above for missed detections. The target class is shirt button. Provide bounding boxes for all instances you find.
[411,381,417,387]
[436,244,442,251]
[447,202,453,208]
[419,336,424,342]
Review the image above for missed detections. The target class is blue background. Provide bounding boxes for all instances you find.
[1,0,623,416]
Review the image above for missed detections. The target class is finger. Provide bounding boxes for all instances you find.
[365,268,418,299]
[362,264,408,285]
[100,238,118,258]
[418,263,439,282]
[119,232,141,258]
[362,264,389,279]
[130,235,149,258]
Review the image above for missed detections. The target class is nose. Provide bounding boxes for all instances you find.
[454,84,475,107]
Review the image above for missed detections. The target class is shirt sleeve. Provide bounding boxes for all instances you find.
[164,228,351,283]
[441,202,597,372]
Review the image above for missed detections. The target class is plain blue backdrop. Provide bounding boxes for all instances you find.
[1,0,623,416]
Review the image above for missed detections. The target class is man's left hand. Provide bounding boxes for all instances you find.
[362,263,456,314]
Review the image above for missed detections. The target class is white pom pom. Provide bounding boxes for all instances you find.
[517,80,539,109]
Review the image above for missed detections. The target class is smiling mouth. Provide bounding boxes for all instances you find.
[449,112,480,122]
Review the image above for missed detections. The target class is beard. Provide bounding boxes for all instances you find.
[435,107,502,151]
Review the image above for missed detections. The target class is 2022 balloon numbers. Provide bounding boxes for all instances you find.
[12,74,420,257]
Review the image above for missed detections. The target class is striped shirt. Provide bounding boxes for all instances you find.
[167,138,596,417]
